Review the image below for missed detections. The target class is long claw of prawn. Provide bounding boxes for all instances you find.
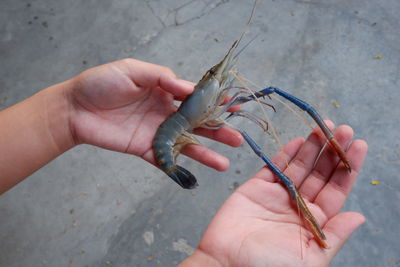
[233,87,352,172]
[294,187,329,249]
[240,130,329,248]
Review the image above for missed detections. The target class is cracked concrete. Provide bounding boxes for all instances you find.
[145,0,230,27]
[1,0,400,266]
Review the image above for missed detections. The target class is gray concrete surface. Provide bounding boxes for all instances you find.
[1,0,399,266]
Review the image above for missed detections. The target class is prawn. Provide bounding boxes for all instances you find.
[152,38,240,189]
[152,1,350,249]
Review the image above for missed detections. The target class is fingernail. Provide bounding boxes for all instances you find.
[219,156,230,171]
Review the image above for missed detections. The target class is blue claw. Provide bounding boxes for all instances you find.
[240,130,296,200]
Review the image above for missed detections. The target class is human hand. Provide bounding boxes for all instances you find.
[180,122,368,267]
[67,59,242,170]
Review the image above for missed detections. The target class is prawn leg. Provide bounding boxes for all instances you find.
[227,87,351,172]
[226,110,269,132]
[240,130,329,249]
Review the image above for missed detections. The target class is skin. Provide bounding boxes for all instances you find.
[0,59,241,194]
[0,59,368,266]
[180,123,368,267]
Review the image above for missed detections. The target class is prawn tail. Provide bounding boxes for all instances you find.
[153,112,199,189]
[154,146,198,189]
[165,165,198,189]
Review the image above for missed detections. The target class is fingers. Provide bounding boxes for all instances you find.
[251,136,305,182]
[142,145,229,174]
[176,127,242,171]
[298,124,354,200]
[181,144,229,171]
[283,120,336,187]
[180,126,245,170]
[319,212,365,258]
[314,139,368,219]
[193,126,243,148]
[150,127,239,173]
[118,58,194,96]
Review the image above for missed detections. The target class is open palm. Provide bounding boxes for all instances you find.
[184,123,367,267]
[67,59,242,171]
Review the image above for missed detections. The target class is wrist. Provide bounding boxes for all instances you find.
[40,79,76,153]
[178,249,222,267]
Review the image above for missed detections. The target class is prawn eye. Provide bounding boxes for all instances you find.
[209,66,216,75]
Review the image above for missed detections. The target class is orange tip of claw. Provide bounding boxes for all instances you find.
[344,162,352,173]
[318,239,330,249]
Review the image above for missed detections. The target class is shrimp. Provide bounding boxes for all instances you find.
[152,1,350,249]
[152,39,240,189]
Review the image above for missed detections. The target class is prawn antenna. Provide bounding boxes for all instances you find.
[234,0,260,55]
[233,34,259,60]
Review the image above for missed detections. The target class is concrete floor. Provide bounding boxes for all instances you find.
[1,0,399,266]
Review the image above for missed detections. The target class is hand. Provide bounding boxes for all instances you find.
[68,59,242,170]
[180,122,368,267]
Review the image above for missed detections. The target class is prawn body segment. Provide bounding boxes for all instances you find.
[178,77,225,128]
[153,112,199,189]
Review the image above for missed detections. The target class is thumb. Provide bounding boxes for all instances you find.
[323,212,365,258]
[119,58,194,96]
[160,75,195,97]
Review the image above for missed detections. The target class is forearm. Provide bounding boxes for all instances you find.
[0,80,75,194]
